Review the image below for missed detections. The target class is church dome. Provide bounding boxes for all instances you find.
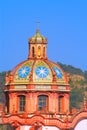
[13,59,68,85]
[29,30,47,44]
[7,30,69,88]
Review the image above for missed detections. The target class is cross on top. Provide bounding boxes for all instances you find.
[36,21,40,30]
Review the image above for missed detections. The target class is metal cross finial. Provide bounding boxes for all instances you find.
[36,21,40,30]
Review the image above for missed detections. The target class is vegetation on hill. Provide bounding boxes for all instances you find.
[0,62,87,110]
[58,62,87,110]
[58,62,84,76]
[0,72,6,104]
[0,72,6,87]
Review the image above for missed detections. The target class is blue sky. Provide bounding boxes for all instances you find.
[0,0,87,72]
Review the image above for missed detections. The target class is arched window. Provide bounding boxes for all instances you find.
[38,95,48,111]
[58,96,63,113]
[38,46,41,57]
[43,47,45,57]
[19,95,26,112]
[32,47,35,57]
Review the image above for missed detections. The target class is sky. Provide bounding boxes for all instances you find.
[0,0,87,72]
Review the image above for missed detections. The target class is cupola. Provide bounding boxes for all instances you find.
[28,30,48,59]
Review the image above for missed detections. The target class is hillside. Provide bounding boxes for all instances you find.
[58,62,87,109]
[0,72,6,103]
[0,63,87,110]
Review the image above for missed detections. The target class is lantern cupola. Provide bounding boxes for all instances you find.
[28,30,47,59]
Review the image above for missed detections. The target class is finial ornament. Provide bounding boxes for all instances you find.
[36,21,40,32]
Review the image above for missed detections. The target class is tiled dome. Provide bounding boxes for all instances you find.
[13,59,68,85]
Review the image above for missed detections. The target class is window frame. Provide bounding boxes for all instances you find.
[38,95,48,112]
[18,95,26,112]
